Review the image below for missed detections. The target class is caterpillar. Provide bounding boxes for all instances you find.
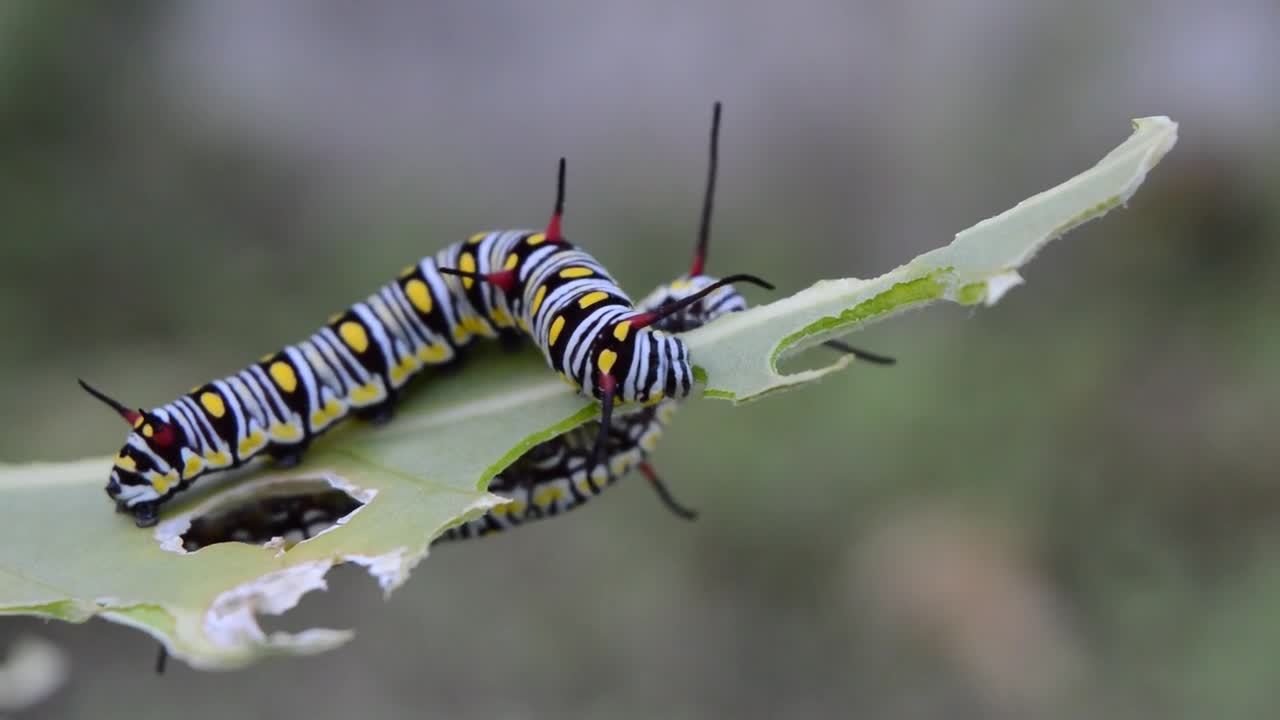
[83,104,772,529]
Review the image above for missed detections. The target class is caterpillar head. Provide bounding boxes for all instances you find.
[79,380,188,527]
[583,319,693,405]
[582,101,766,406]
[635,273,749,333]
[585,273,770,406]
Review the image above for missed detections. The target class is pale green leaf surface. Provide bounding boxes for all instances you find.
[0,117,1176,669]
[685,116,1179,401]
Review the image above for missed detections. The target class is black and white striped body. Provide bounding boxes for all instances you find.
[100,231,700,526]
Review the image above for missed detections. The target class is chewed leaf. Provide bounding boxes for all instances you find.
[0,116,1176,669]
[0,355,584,670]
[684,116,1178,402]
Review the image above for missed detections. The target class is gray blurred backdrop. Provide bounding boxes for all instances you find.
[2,2,1278,719]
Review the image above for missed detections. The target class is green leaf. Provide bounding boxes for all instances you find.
[0,116,1177,669]
[685,116,1179,402]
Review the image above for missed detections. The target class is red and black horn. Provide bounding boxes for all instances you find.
[79,379,141,426]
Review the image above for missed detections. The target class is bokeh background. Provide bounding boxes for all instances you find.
[2,1,1278,718]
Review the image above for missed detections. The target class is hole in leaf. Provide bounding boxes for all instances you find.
[179,480,365,552]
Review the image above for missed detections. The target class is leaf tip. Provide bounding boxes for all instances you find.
[982,272,1024,306]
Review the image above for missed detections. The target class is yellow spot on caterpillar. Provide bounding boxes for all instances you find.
[490,308,513,327]
[151,472,177,495]
[559,266,592,279]
[533,487,564,507]
[640,431,662,451]
[504,253,519,270]
[418,345,450,364]
[114,454,136,471]
[517,316,529,332]
[328,312,343,324]
[612,320,631,342]
[182,452,204,479]
[269,361,298,393]
[309,398,345,429]
[597,349,618,375]
[258,353,275,364]
[657,402,677,423]
[141,424,154,438]
[399,264,416,278]
[131,415,145,430]
[505,500,526,515]
[389,357,420,385]
[531,285,547,315]
[527,232,547,245]
[459,253,477,289]
[611,455,630,476]
[578,291,608,309]
[200,391,226,418]
[491,503,509,517]
[644,390,665,406]
[468,232,486,244]
[405,279,433,313]
[465,315,491,335]
[452,323,471,344]
[350,383,383,405]
[269,422,301,442]
[559,372,577,388]
[238,429,268,457]
[670,278,690,290]
[548,315,566,345]
[205,450,231,468]
[339,321,370,353]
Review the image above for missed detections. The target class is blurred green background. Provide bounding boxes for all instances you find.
[2,1,1278,718]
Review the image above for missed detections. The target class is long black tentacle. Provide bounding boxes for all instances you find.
[690,102,722,276]
[632,273,773,329]
[639,462,698,520]
[823,339,896,365]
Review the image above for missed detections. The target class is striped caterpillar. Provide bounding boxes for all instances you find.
[82,104,772,529]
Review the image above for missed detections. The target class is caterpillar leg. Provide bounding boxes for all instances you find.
[586,372,618,494]
[497,328,525,354]
[356,402,396,426]
[638,462,698,521]
[268,440,311,469]
[355,385,399,426]
[131,501,160,528]
[520,476,546,521]
[155,644,168,675]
